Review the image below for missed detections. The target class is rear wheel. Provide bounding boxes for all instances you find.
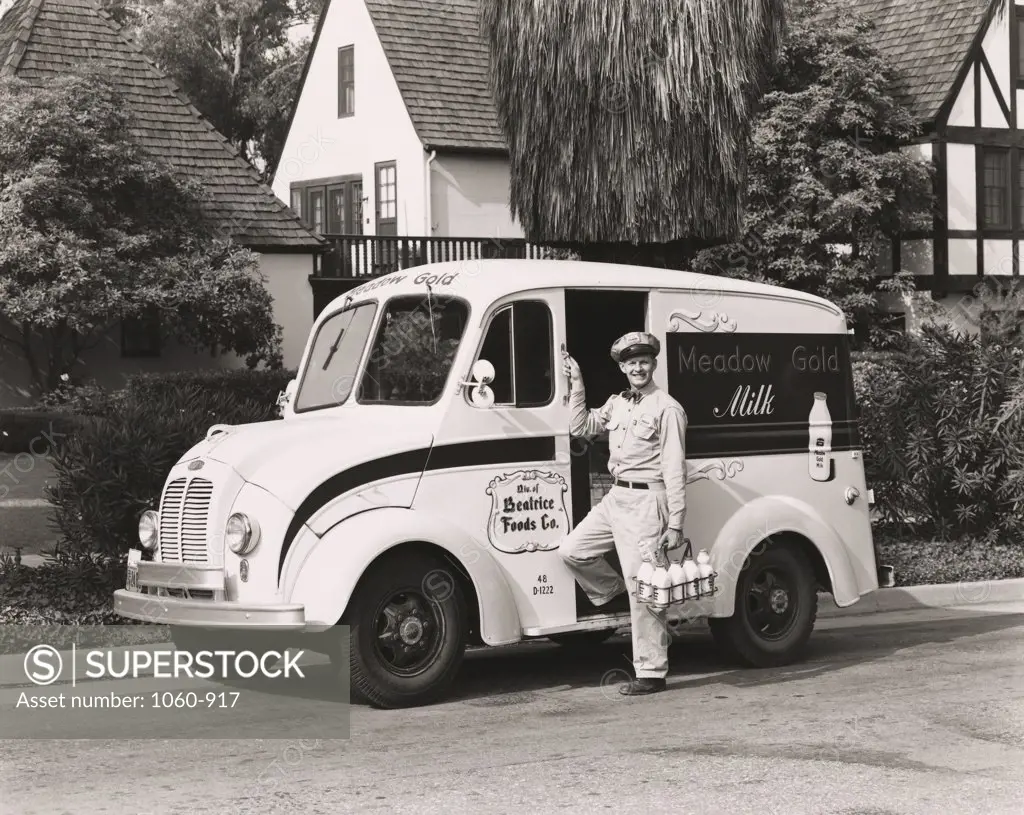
[709,540,818,668]
[340,551,468,709]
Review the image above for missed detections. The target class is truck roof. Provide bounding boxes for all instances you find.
[332,259,844,318]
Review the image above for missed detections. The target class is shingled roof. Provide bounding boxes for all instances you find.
[0,0,324,251]
[843,0,997,123]
[294,0,996,155]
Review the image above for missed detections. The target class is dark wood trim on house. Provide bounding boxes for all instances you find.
[426,145,510,157]
[944,126,1024,146]
[979,49,1013,127]
[934,139,949,294]
[975,59,983,128]
[293,173,363,188]
[1013,2,1019,127]
[978,143,986,276]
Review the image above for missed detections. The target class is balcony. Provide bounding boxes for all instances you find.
[316,234,550,279]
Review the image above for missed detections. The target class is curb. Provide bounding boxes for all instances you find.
[817,578,1024,618]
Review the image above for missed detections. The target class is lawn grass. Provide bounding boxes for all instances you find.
[0,452,56,501]
[0,506,59,557]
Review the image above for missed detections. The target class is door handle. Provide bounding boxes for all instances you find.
[560,342,570,406]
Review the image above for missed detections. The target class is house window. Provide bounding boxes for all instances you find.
[121,309,161,358]
[290,177,363,234]
[981,148,1011,230]
[338,46,354,117]
[308,188,325,233]
[473,301,554,408]
[1018,18,1024,80]
[375,161,397,236]
[1018,155,1024,230]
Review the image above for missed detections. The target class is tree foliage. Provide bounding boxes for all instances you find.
[480,0,788,266]
[103,0,319,180]
[690,0,935,331]
[0,69,283,395]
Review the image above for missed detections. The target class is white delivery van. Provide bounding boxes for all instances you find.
[114,260,879,708]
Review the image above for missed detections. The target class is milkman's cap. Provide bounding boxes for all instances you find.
[610,331,661,363]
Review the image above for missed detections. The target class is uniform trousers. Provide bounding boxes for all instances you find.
[557,484,671,679]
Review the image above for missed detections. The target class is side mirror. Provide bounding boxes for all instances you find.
[462,359,495,407]
[276,379,296,417]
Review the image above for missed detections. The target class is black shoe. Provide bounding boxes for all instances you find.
[619,677,666,696]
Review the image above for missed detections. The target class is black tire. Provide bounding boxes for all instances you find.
[547,629,616,648]
[708,540,818,668]
[340,551,468,709]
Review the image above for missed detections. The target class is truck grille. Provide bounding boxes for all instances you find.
[158,477,214,564]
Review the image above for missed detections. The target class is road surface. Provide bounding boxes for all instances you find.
[2,603,1023,814]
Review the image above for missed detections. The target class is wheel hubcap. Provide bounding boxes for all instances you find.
[745,567,798,641]
[373,590,445,678]
[769,587,789,614]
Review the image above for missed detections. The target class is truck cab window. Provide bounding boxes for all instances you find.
[475,300,553,407]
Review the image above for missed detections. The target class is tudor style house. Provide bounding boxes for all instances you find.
[0,0,324,406]
[861,0,1024,329]
[276,0,1024,327]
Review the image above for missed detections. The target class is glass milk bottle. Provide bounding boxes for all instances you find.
[808,391,833,482]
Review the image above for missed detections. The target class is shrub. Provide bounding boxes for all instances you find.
[0,553,126,625]
[45,384,281,563]
[36,379,127,417]
[124,368,296,410]
[856,323,1024,544]
[0,408,90,454]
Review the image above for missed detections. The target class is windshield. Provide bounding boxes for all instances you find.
[294,301,378,412]
[358,295,469,404]
[294,294,469,412]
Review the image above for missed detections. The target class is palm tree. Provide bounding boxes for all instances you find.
[480,0,788,268]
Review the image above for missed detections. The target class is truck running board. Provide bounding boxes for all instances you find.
[522,612,631,637]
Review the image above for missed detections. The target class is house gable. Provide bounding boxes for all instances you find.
[271,0,426,236]
[0,0,324,253]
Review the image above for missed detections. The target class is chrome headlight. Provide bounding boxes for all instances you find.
[138,510,159,551]
[226,512,260,555]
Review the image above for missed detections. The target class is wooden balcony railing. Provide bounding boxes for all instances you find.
[316,234,550,279]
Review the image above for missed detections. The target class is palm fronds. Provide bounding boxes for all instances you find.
[480,0,787,245]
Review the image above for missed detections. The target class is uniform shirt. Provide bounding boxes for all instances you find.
[569,380,687,531]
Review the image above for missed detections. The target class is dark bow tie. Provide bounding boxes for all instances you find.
[621,390,643,403]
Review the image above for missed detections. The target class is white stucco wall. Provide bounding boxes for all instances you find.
[271,0,426,236]
[982,0,1012,128]
[949,238,979,276]
[429,154,523,238]
[259,253,315,369]
[946,143,976,231]
[948,64,976,127]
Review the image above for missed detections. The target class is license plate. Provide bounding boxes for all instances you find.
[126,548,141,593]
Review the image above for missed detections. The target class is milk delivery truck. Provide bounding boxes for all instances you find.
[114,260,879,708]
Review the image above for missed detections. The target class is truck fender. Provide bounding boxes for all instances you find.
[285,506,522,646]
[707,495,861,617]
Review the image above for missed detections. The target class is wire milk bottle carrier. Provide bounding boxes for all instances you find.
[631,539,718,608]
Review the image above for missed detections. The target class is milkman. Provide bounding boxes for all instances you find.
[558,331,687,696]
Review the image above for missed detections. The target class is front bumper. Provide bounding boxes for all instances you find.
[114,560,305,631]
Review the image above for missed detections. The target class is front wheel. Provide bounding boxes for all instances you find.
[709,540,818,668]
[340,552,468,709]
